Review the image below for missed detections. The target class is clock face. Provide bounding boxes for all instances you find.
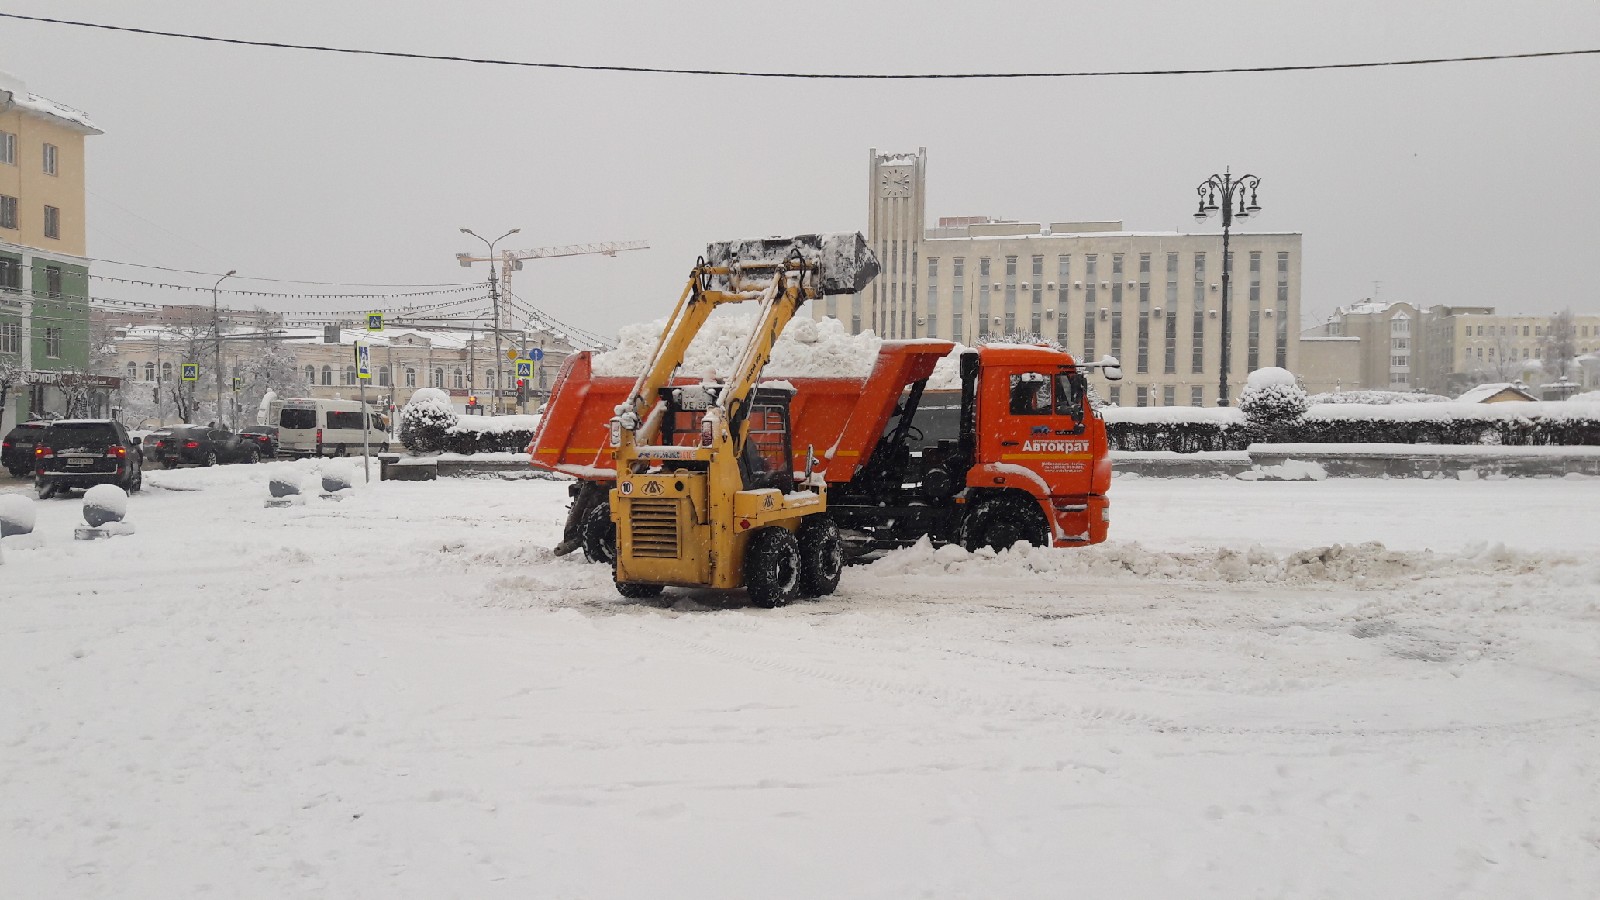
[879,166,913,198]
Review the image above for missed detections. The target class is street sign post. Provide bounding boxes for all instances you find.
[355,342,372,482]
[530,347,544,361]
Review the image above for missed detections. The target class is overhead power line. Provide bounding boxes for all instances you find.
[2,11,1596,79]
[84,254,469,288]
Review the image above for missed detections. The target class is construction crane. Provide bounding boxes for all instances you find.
[456,237,647,412]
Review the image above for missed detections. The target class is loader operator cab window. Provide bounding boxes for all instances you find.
[740,402,793,492]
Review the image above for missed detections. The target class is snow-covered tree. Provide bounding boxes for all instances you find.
[1239,367,1308,435]
[400,387,457,452]
[1539,309,1578,383]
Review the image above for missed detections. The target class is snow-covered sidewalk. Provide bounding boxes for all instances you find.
[2,464,1597,898]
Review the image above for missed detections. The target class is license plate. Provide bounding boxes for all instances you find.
[67,458,92,466]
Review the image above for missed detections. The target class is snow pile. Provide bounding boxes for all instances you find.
[1309,390,1450,405]
[82,485,128,527]
[449,414,542,434]
[1103,405,1243,425]
[1244,366,1298,390]
[1236,460,1328,482]
[1570,390,1600,403]
[1240,367,1309,429]
[321,460,355,493]
[0,494,36,537]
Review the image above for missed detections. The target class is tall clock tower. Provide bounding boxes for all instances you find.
[865,147,927,338]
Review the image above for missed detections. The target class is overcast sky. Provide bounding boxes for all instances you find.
[2,0,1597,336]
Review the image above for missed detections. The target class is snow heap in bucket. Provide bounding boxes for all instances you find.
[593,315,968,389]
[0,494,35,537]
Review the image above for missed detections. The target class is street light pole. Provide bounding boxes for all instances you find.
[212,269,237,428]
[1193,170,1261,406]
[460,227,520,415]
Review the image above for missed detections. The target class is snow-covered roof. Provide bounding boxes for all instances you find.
[0,74,101,134]
[1455,382,1536,404]
[925,229,1299,242]
[1335,300,1394,317]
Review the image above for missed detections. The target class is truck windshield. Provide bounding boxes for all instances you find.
[280,408,317,429]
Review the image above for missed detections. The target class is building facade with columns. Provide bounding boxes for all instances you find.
[818,148,1305,407]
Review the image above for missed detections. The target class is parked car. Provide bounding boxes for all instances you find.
[32,419,143,498]
[2,421,50,477]
[238,424,280,458]
[148,425,261,468]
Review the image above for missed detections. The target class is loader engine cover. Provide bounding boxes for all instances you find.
[704,232,880,296]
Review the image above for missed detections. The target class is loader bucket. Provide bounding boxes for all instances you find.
[704,232,880,296]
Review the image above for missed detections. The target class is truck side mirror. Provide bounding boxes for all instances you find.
[803,443,818,481]
[1098,355,1123,381]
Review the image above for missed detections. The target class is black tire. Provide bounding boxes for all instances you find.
[962,496,1049,553]
[129,467,142,494]
[613,561,664,599]
[244,448,259,465]
[336,445,348,457]
[745,527,801,608]
[203,451,219,468]
[581,501,617,565]
[796,515,843,598]
[36,480,57,500]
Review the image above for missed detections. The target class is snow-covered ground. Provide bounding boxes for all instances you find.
[2,464,1598,898]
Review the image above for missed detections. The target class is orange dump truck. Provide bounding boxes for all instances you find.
[531,340,1116,562]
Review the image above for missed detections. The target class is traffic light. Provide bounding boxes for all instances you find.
[516,379,527,404]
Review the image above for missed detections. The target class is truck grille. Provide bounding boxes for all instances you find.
[629,498,680,558]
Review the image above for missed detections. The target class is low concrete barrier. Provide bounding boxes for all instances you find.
[378,453,562,482]
[1115,445,1600,478]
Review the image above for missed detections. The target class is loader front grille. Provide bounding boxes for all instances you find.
[629,498,680,558]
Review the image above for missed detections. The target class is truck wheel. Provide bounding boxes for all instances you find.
[746,527,801,608]
[613,561,664,599]
[581,501,617,565]
[796,516,843,598]
[963,497,1048,553]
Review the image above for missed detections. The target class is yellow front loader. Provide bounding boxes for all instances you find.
[606,233,879,606]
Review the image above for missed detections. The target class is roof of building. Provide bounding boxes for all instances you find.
[0,73,102,134]
[1456,382,1538,403]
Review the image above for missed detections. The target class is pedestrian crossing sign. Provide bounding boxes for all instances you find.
[181,363,199,382]
[367,312,383,332]
[356,343,372,380]
[515,359,533,378]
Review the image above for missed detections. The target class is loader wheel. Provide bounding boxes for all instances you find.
[581,501,617,565]
[745,527,801,609]
[796,516,843,598]
[962,496,1048,553]
[613,561,664,600]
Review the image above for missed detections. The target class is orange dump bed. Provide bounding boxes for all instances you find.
[528,341,955,483]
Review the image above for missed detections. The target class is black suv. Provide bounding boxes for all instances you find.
[149,425,260,468]
[3,421,49,477]
[33,419,144,498]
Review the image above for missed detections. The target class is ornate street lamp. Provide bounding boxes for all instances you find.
[1193,169,1261,406]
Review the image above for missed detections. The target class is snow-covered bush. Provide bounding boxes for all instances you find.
[1239,368,1309,437]
[400,387,458,453]
[1308,390,1450,405]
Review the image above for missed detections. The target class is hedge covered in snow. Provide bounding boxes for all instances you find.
[1105,400,1600,452]
[400,388,543,455]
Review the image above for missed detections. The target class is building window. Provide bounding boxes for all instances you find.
[43,205,60,240]
[1163,385,1176,407]
[44,266,62,297]
[1247,251,1261,370]
[952,257,965,342]
[405,367,417,388]
[1004,256,1017,333]
[162,362,173,381]
[44,326,62,358]
[1136,253,1150,374]
[344,365,356,385]
[321,365,333,385]
[0,131,14,165]
[1111,254,1124,363]
[126,362,137,381]
[1083,255,1097,361]
[0,255,19,289]
[926,257,938,339]
[304,365,315,384]
[1030,255,1044,334]
[1055,255,1070,344]
[432,368,444,388]
[978,257,991,338]
[0,321,19,354]
[452,368,464,389]
[1136,385,1148,407]
[1108,385,1121,405]
[42,143,59,176]
[1191,385,1203,407]
[378,366,390,387]
[0,195,16,230]
[144,362,155,381]
[1275,252,1290,368]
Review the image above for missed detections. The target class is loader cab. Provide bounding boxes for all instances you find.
[656,384,795,491]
